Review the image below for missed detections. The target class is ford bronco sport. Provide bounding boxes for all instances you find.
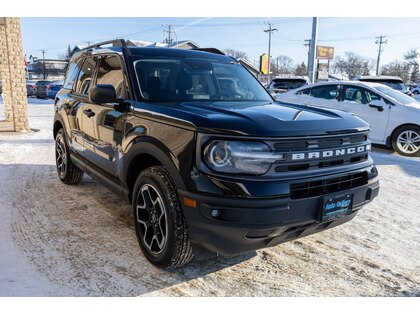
[53,39,379,268]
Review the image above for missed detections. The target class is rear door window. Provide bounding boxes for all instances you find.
[310,85,340,100]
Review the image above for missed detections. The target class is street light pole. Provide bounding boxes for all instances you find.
[307,17,318,83]
[40,49,47,79]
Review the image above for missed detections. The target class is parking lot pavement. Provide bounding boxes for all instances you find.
[0,102,419,296]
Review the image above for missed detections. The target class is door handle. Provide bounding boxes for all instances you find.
[83,109,95,118]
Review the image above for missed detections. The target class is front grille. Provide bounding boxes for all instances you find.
[273,133,368,151]
[274,154,368,172]
[290,171,368,199]
[267,132,370,173]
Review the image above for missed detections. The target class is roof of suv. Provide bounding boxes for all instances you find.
[73,45,234,63]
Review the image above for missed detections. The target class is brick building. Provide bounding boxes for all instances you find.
[0,17,29,132]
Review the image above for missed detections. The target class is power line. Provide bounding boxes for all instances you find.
[375,35,388,75]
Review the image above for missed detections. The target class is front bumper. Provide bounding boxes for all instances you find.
[179,177,379,256]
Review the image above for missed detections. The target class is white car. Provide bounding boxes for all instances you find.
[276,81,420,157]
[411,85,420,95]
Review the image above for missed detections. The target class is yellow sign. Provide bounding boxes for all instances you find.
[316,46,335,60]
[260,53,269,75]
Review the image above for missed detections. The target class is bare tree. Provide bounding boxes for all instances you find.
[404,49,419,82]
[295,62,307,76]
[224,49,248,60]
[380,60,411,82]
[275,55,294,75]
[332,52,373,79]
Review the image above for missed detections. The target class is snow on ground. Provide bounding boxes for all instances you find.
[0,99,419,296]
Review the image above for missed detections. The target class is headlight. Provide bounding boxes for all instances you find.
[203,140,285,175]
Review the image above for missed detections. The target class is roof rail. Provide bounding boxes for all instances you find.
[83,39,127,51]
[192,47,225,55]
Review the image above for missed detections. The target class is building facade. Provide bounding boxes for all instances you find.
[0,17,29,132]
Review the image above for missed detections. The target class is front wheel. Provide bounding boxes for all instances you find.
[55,129,84,184]
[392,125,420,157]
[132,166,193,268]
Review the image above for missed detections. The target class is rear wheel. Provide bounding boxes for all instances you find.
[55,129,84,184]
[132,166,193,268]
[392,125,420,157]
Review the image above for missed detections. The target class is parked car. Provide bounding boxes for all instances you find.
[355,75,412,96]
[34,80,52,99]
[54,40,379,268]
[26,80,38,97]
[46,80,64,99]
[410,85,420,95]
[276,81,420,157]
[266,76,310,97]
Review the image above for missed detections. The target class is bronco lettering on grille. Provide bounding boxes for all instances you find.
[291,144,371,161]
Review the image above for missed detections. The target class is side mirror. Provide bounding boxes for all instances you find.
[369,100,385,112]
[89,84,117,104]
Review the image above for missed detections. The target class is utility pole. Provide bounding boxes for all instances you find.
[375,35,387,76]
[40,49,47,79]
[307,18,318,83]
[163,25,177,46]
[303,39,311,76]
[264,17,277,85]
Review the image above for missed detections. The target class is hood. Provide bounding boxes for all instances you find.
[403,101,420,111]
[139,101,370,137]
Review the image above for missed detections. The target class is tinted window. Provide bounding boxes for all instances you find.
[75,57,97,95]
[63,62,79,89]
[133,58,271,102]
[272,79,307,90]
[96,55,127,99]
[310,85,339,100]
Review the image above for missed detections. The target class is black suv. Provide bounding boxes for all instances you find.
[53,40,379,268]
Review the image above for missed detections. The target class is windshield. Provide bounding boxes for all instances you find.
[133,58,272,102]
[272,79,306,90]
[374,85,419,105]
[379,81,406,91]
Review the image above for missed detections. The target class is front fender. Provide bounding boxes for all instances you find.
[121,137,187,191]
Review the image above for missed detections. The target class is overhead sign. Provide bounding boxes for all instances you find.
[260,53,269,75]
[316,46,335,60]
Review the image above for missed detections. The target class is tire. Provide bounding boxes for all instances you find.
[391,125,420,157]
[132,166,193,268]
[413,90,419,95]
[55,129,84,184]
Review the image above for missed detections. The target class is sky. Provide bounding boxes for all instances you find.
[20,17,420,68]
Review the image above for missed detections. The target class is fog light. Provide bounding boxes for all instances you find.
[211,209,220,218]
